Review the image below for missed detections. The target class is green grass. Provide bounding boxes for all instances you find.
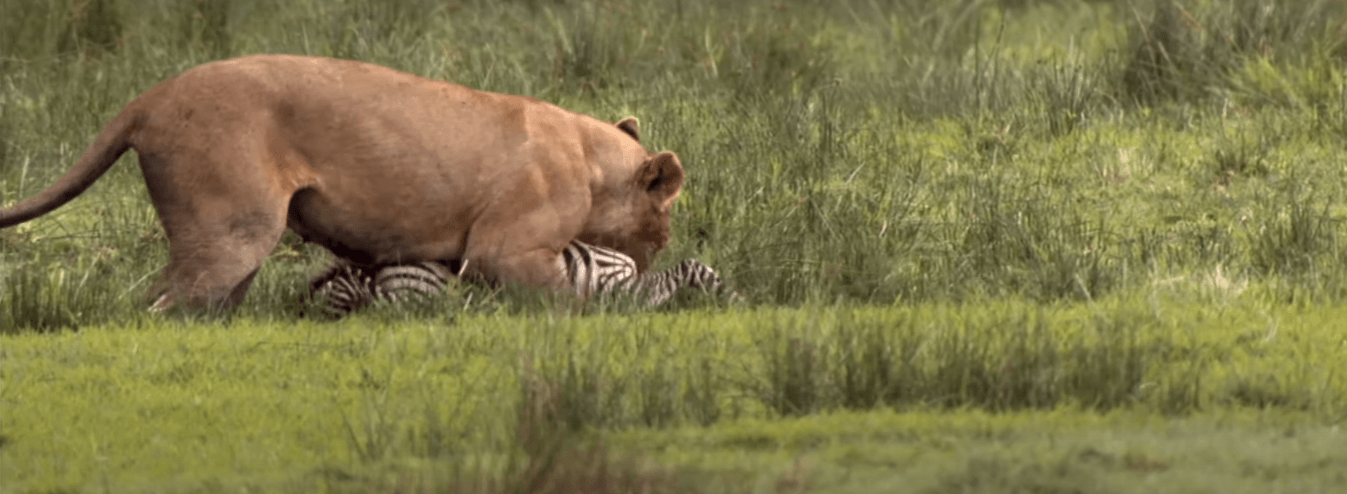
[2,0,1346,492]
[612,410,1347,494]
[3,298,1345,493]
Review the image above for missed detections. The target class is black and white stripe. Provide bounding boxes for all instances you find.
[557,240,639,298]
[306,240,735,318]
[305,260,455,318]
[374,261,457,302]
[306,262,375,318]
[633,258,736,307]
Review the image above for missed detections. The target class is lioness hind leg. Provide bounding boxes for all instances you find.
[135,122,301,314]
[147,208,288,314]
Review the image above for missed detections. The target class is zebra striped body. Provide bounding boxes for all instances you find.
[557,239,639,298]
[376,261,456,301]
[307,240,733,318]
[306,260,456,318]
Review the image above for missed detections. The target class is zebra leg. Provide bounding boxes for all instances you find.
[635,259,736,307]
[306,261,379,318]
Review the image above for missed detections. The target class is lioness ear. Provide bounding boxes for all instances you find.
[637,151,683,207]
[616,117,640,142]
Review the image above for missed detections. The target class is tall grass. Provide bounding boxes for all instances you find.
[1120,0,1347,105]
[2,0,1345,329]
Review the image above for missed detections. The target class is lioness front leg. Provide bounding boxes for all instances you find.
[460,247,568,292]
[458,163,589,293]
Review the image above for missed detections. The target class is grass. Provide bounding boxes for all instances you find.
[2,0,1346,492]
[2,298,1345,492]
[612,409,1347,494]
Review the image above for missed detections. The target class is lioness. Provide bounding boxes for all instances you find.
[0,54,684,313]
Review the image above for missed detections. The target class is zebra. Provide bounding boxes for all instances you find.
[304,259,458,318]
[306,240,735,318]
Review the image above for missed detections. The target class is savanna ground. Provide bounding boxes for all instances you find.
[2,0,1346,492]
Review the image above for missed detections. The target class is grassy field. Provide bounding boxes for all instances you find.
[2,0,1346,492]
[5,301,1346,492]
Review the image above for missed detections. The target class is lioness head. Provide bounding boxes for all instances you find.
[579,118,684,272]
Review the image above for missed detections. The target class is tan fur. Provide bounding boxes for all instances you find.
[0,55,684,313]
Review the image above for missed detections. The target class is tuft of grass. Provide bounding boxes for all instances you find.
[759,332,824,417]
[1119,0,1347,106]
[0,249,142,333]
[56,0,124,59]
[1029,58,1103,137]
[1,265,94,332]
[1248,190,1340,280]
[175,0,233,60]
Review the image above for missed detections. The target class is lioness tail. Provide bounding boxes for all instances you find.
[0,105,140,228]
